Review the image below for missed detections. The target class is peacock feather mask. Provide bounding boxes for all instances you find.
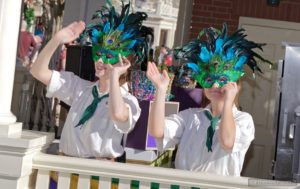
[174,23,272,88]
[79,0,153,65]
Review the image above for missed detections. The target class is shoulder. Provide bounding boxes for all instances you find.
[58,71,94,88]
[177,107,203,118]
[121,83,137,99]
[235,110,253,122]
[234,110,254,129]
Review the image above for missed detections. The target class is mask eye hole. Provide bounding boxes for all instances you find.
[218,76,228,83]
[106,54,113,59]
[224,64,230,70]
[205,77,213,83]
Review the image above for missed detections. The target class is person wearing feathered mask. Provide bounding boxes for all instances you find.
[31,0,153,162]
[147,23,271,176]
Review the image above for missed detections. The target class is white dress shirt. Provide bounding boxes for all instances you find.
[47,71,141,158]
[157,105,255,176]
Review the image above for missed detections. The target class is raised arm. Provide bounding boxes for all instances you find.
[219,82,238,151]
[146,62,170,139]
[107,55,131,123]
[30,21,85,85]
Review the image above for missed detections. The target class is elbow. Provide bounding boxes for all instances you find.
[221,141,234,152]
[219,136,235,152]
[110,107,129,122]
[149,131,164,139]
[29,64,37,78]
[30,63,43,80]
[148,125,164,139]
[111,112,128,122]
[221,140,234,152]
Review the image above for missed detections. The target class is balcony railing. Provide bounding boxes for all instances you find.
[30,152,297,189]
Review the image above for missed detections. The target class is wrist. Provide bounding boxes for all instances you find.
[224,100,234,109]
[156,87,168,96]
[156,86,168,93]
[110,73,120,86]
[110,71,121,80]
[52,35,63,45]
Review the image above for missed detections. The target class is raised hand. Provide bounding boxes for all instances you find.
[54,21,85,44]
[221,82,238,105]
[107,54,131,79]
[146,61,170,91]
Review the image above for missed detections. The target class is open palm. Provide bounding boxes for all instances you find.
[55,21,85,44]
[146,62,170,91]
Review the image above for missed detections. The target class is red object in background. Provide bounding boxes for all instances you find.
[18,31,37,58]
[165,56,173,66]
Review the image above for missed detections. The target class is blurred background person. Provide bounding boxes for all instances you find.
[17,20,38,68]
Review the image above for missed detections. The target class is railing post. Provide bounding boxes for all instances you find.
[0,130,54,189]
[0,0,55,189]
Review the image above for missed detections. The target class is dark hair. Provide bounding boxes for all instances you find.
[119,69,131,86]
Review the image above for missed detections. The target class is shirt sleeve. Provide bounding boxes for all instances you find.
[232,112,255,153]
[156,109,189,152]
[46,71,91,105]
[112,94,141,134]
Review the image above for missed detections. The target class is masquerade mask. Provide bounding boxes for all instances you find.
[79,0,153,65]
[175,23,272,88]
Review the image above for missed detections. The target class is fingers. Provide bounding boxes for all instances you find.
[121,56,131,69]
[226,82,237,89]
[146,61,156,77]
[152,62,160,74]
[75,21,85,32]
[99,58,104,64]
[106,64,113,71]
[78,21,86,28]
[221,82,238,94]
[68,21,85,37]
[118,54,123,66]
[162,69,170,80]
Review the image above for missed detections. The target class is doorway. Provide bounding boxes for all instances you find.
[238,17,300,179]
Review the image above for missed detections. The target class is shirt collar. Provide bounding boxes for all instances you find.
[200,103,238,115]
[89,82,129,96]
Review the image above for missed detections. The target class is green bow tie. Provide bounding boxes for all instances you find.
[204,110,221,152]
[75,86,109,128]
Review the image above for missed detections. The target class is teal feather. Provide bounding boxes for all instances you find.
[174,23,273,76]
[187,63,200,74]
[103,22,110,34]
[200,46,212,63]
[78,0,153,64]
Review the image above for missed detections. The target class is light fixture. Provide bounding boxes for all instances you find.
[267,0,280,6]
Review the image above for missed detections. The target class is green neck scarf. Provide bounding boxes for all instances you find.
[204,110,221,152]
[75,86,109,128]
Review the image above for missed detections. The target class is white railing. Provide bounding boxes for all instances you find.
[31,152,297,189]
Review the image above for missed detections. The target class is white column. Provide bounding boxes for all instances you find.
[0,131,54,189]
[0,1,56,189]
[156,2,162,16]
[0,0,23,125]
[153,26,161,47]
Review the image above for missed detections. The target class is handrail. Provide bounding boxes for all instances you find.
[32,153,297,189]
